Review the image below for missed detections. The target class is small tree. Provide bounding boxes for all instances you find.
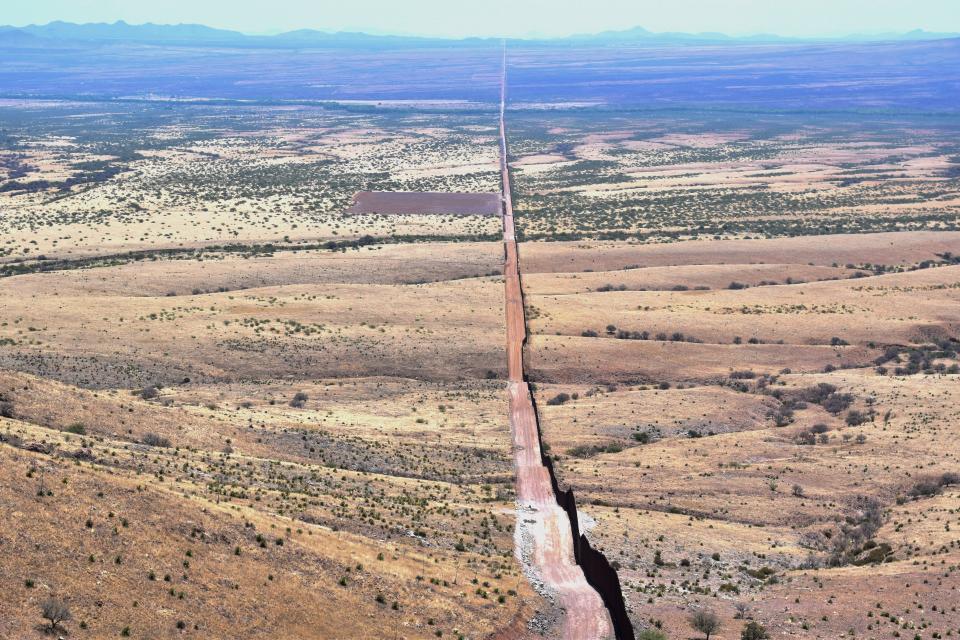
[741,621,770,640]
[689,609,721,640]
[40,597,71,632]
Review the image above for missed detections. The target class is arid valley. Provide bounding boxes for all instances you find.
[1,14,960,640]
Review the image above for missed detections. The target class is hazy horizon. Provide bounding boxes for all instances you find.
[5,0,960,40]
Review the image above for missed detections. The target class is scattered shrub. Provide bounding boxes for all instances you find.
[40,598,71,632]
[741,621,770,640]
[909,473,959,498]
[142,432,172,448]
[289,391,309,408]
[845,410,869,426]
[689,609,721,639]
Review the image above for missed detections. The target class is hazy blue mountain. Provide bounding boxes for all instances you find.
[2,20,956,49]
[0,28,44,46]
[565,25,785,44]
[569,25,959,44]
[839,28,960,41]
[17,20,245,44]
[0,20,956,112]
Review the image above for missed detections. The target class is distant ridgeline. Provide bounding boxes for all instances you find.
[0,21,958,110]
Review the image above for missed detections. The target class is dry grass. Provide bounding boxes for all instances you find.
[0,105,501,261]
[0,237,549,638]
[523,232,960,638]
[0,243,507,389]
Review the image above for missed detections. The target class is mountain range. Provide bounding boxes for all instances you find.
[0,20,957,49]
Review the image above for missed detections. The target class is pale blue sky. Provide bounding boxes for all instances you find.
[5,0,960,38]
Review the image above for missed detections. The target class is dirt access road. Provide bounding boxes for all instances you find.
[499,46,614,640]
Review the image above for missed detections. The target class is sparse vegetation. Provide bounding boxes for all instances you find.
[289,391,309,409]
[141,433,172,448]
[40,597,71,633]
[688,609,721,639]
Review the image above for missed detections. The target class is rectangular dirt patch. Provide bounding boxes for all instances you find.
[347,191,501,216]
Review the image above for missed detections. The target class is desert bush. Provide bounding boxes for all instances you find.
[798,382,835,404]
[40,597,71,632]
[773,408,794,427]
[741,621,769,640]
[546,392,571,406]
[689,609,721,639]
[822,393,854,414]
[826,496,884,566]
[845,410,869,426]
[289,391,309,408]
[909,472,959,498]
[142,432,172,448]
[567,442,622,458]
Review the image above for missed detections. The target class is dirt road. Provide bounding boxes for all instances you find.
[498,46,614,640]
